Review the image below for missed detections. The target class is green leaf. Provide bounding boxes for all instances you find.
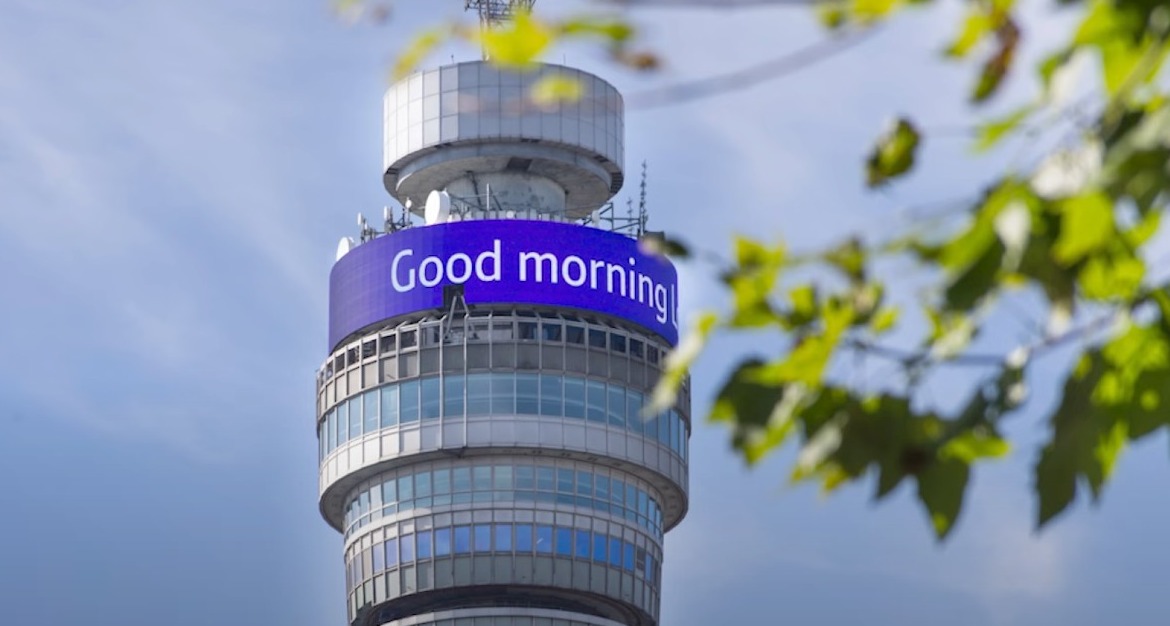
[946,10,993,58]
[916,457,970,539]
[725,237,786,328]
[1052,192,1115,265]
[710,359,793,464]
[866,118,920,187]
[560,17,634,44]
[393,27,449,80]
[973,106,1033,152]
[851,0,903,22]
[869,306,899,334]
[941,429,1011,463]
[646,312,717,416]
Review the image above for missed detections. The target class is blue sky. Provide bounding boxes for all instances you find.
[2,1,1169,625]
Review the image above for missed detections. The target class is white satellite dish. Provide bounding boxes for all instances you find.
[590,210,602,227]
[424,190,451,225]
[336,236,355,261]
[404,198,413,211]
[505,210,516,219]
[383,206,391,223]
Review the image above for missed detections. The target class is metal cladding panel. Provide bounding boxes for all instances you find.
[329,220,679,350]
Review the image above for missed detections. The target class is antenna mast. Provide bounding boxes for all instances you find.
[466,1,537,58]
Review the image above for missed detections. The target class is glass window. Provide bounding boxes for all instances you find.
[542,323,562,342]
[516,525,533,552]
[373,543,385,572]
[466,374,491,416]
[609,538,622,566]
[400,533,415,562]
[454,526,471,554]
[586,381,607,423]
[474,524,492,551]
[539,375,562,416]
[415,472,431,498]
[421,377,441,420]
[386,538,399,567]
[518,321,537,340]
[536,525,553,554]
[398,476,414,501]
[382,480,397,504]
[647,346,659,364]
[400,380,419,423]
[363,390,379,433]
[610,333,627,353]
[495,524,513,551]
[629,339,644,359]
[574,529,590,558]
[623,542,635,571]
[564,378,585,419]
[595,476,610,502]
[349,397,363,437]
[556,468,574,495]
[516,465,535,490]
[592,532,607,562]
[326,411,336,452]
[607,387,626,428]
[565,325,585,344]
[417,530,432,559]
[380,386,399,428]
[516,374,539,414]
[644,413,658,444]
[490,373,514,414]
[576,471,593,497]
[494,466,513,490]
[336,402,349,445]
[588,328,607,349]
[555,527,572,556]
[658,409,670,443]
[473,466,492,491]
[443,375,464,416]
[536,466,555,491]
[400,329,417,348]
[435,528,451,557]
[433,469,451,495]
[452,467,471,492]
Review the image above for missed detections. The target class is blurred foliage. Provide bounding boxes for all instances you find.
[355,0,1170,539]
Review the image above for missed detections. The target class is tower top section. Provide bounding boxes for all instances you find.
[466,0,537,29]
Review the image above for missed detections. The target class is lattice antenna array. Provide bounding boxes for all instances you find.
[465,0,536,30]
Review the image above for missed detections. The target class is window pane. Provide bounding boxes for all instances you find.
[415,472,431,498]
[363,390,379,433]
[421,377,441,420]
[588,328,607,349]
[400,329,416,348]
[592,532,607,562]
[623,542,635,571]
[564,378,585,419]
[454,526,471,554]
[435,528,451,557]
[565,325,585,344]
[539,375,562,416]
[609,537,622,567]
[474,524,492,551]
[373,543,385,572]
[495,524,513,551]
[516,525,533,552]
[444,375,464,416]
[400,380,419,423]
[467,374,492,416]
[607,387,626,428]
[536,525,554,554]
[386,538,399,567]
[627,391,645,435]
[574,530,590,558]
[433,469,451,495]
[576,471,592,497]
[400,534,415,562]
[542,323,562,342]
[536,466,555,491]
[516,465,535,490]
[494,466,513,490]
[349,397,363,437]
[516,374,539,414]
[586,381,607,423]
[555,527,572,556]
[452,467,471,492]
[556,468,574,494]
[658,408,670,443]
[518,321,537,340]
[490,373,514,414]
[610,333,626,353]
[382,480,397,504]
[326,411,336,451]
[417,530,432,559]
[629,339,644,359]
[380,386,399,427]
[398,476,413,501]
[337,402,349,444]
[473,466,492,491]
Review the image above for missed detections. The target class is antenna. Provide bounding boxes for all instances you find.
[465,1,537,58]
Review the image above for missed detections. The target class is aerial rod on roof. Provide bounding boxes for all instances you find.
[465,1,537,58]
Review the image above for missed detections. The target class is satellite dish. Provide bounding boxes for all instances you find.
[590,210,602,227]
[404,198,413,211]
[424,190,451,225]
[383,206,391,223]
[357,212,365,227]
[505,210,516,219]
[336,237,355,261]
